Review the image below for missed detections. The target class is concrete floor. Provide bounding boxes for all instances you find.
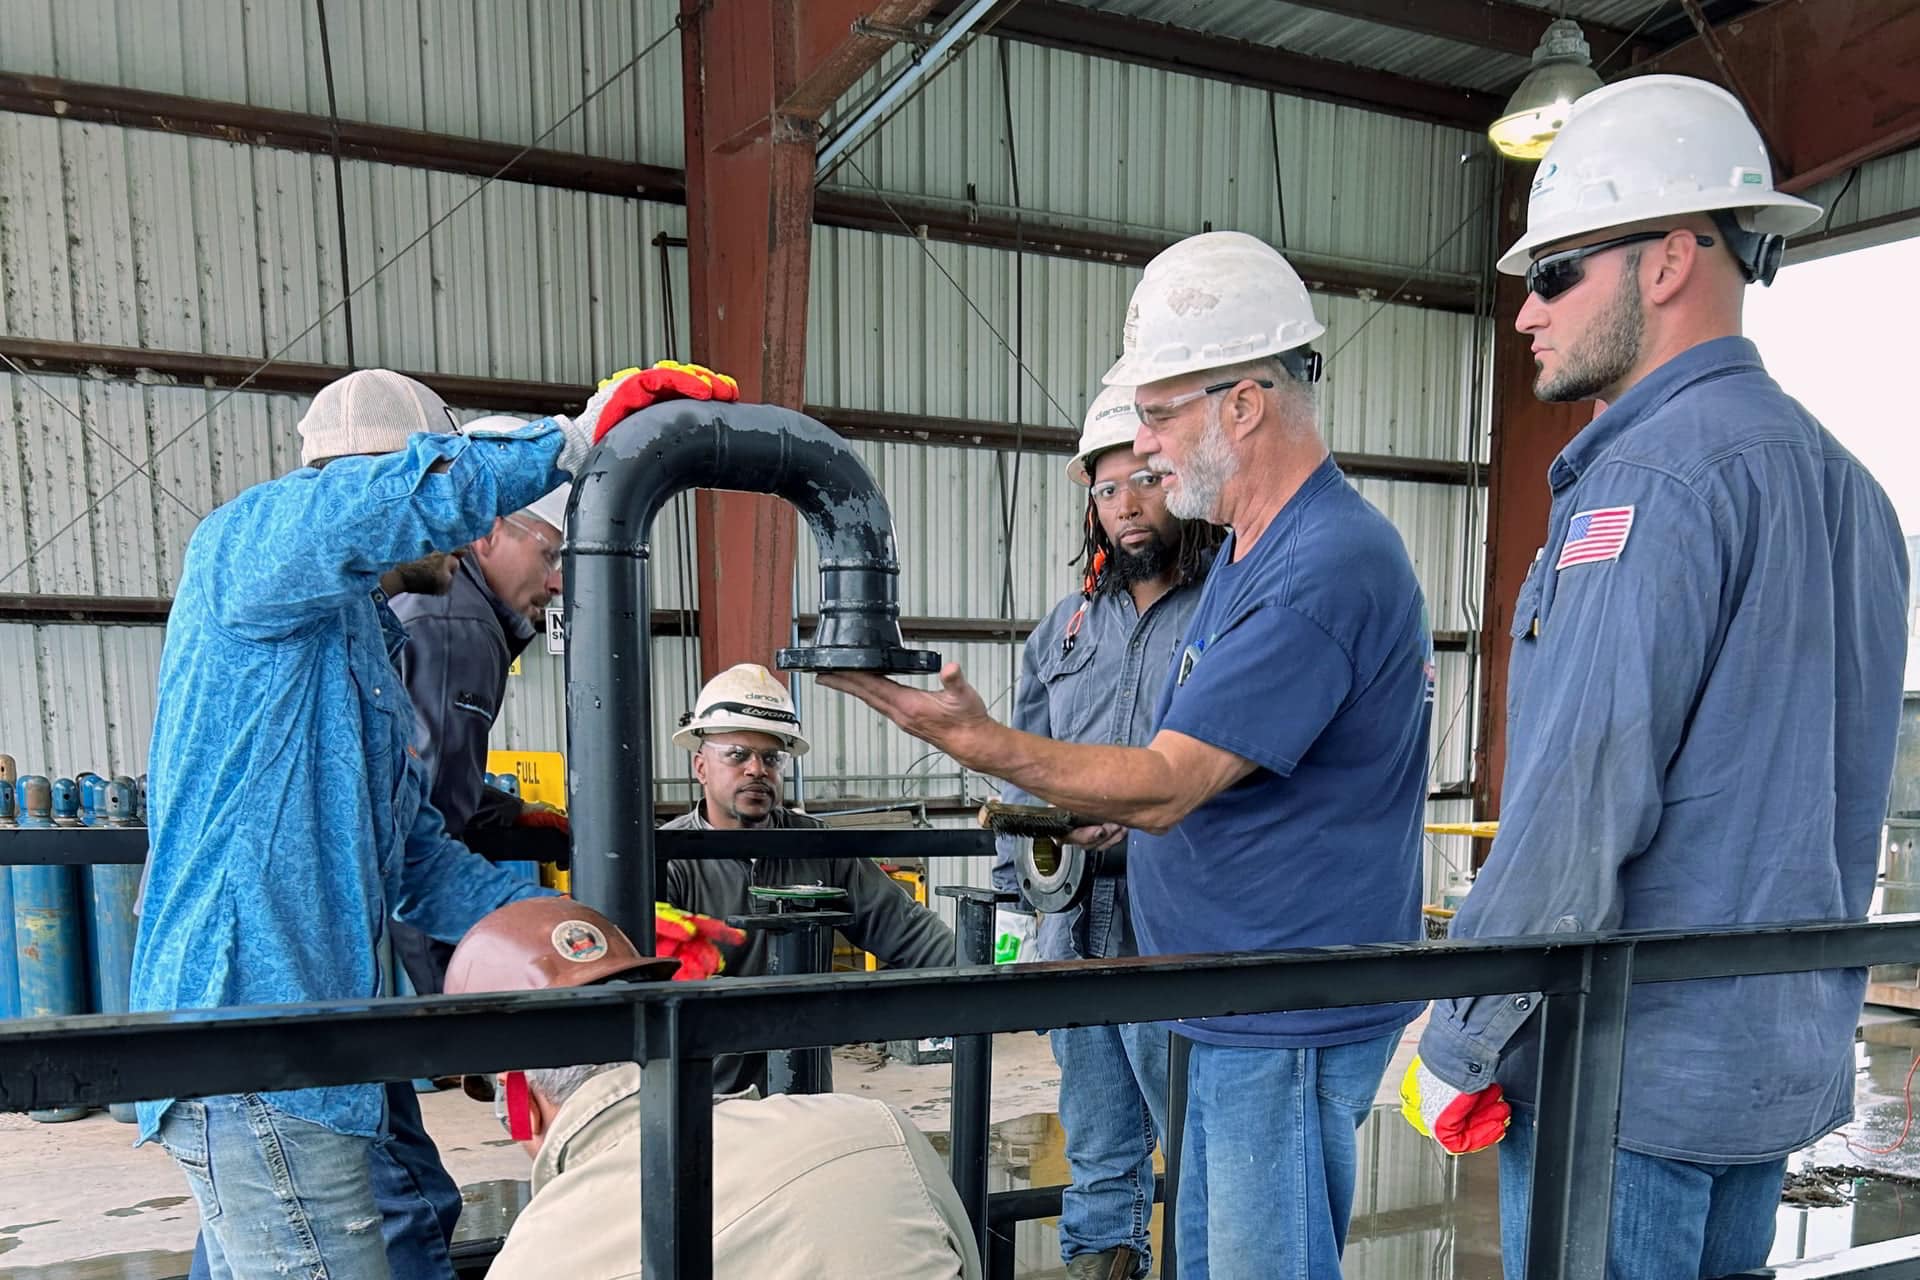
[8,1013,1920,1278]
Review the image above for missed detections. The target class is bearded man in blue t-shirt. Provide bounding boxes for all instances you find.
[826,230,1434,1279]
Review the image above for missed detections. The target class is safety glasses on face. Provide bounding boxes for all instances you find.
[504,515,562,570]
[704,743,791,772]
[1090,470,1164,507]
[1525,230,1716,302]
[1135,378,1274,427]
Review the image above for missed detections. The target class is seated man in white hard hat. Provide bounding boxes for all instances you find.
[661,663,956,1094]
[448,897,981,1280]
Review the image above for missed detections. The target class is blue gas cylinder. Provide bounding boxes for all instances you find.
[0,760,18,1016]
[75,773,105,826]
[14,776,90,1122]
[91,777,143,1122]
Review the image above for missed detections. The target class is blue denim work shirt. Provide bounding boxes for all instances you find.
[991,574,1206,959]
[1420,338,1910,1162]
[131,425,570,1142]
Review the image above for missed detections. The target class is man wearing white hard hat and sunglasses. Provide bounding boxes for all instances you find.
[1401,76,1908,1279]
[824,230,1437,1277]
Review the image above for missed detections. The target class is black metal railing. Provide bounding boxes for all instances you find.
[5,916,1920,1279]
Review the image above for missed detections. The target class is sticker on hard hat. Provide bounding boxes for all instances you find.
[551,920,609,963]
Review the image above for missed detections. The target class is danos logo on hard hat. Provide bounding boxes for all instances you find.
[551,920,610,963]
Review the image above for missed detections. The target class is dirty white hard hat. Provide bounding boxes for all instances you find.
[1065,385,1140,486]
[1102,231,1325,388]
[671,663,810,756]
[1497,75,1821,276]
[297,369,452,467]
[522,483,572,536]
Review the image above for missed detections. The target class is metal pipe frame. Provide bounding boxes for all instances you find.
[7,918,1920,1279]
[564,398,934,946]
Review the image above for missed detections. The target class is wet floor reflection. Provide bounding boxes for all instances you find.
[953,1105,1504,1279]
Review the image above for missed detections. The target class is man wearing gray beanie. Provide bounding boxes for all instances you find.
[132,366,644,1280]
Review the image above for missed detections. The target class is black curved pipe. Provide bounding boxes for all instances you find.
[560,401,939,947]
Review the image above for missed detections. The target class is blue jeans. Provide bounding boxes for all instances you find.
[1052,1021,1170,1272]
[182,1083,460,1280]
[1176,1030,1399,1280]
[1499,1106,1786,1279]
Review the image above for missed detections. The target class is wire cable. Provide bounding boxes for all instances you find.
[0,9,693,590]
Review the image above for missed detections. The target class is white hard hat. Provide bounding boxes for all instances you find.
[671,663,810,756]
[1102,231,1325,388]
[1065,385,1139,485]
[1497,75,1821,276]
[298,369,451,467]
[522,483,572,535]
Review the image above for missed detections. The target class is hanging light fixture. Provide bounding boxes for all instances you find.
[1489,17,1606,160]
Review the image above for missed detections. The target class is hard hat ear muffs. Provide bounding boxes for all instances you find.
[1708,210,1788,286]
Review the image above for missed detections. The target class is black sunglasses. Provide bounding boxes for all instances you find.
[1526,230,1715,302]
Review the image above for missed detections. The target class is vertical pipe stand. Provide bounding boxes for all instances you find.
[939,884,1017,1272]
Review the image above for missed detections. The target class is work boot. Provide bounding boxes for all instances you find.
[1065,1247,1140,1280]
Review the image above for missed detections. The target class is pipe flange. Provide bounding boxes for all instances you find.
[1019,840,1091,914]
[776,645,942,674]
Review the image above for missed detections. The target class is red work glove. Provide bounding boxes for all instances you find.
[1400,1056,1510,1154]
[514,802,569,833]
[655,902,746,981]
[587,361,741,444]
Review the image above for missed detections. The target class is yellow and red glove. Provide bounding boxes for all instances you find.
[655,902,746,981]
[1400,1056,1510,1155]
[514,801,569,833]
[587,361,741,444]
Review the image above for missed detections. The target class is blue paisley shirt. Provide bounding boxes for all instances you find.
[131,425,568,1140]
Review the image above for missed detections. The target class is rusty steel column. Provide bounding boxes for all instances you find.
[1472,165,1593,854]
[679,0,937,682]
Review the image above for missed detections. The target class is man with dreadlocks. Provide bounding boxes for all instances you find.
[990,384,1220,1280]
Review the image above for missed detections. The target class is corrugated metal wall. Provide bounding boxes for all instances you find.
[0,1,1493,914]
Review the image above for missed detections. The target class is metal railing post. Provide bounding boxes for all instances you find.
[1163,1029,1192,1279]
[939,884,1016,1271]
[640,1001,715,1280]
[1527,942,1634,1280]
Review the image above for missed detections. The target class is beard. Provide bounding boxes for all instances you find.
[1107,530,1175,587]
[721,783,777,826]
[389,552,456,596]
[1162,400,1239,521]
[1536,257,1645,403]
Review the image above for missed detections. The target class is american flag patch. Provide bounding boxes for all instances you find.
[1556,506,1634,570]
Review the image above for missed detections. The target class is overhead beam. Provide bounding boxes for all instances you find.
[1628,0,1920,192]
[935,0,1502,127]
[0,72,1475,311]
[1274,0,1655,65]
[0,335,1484,486]
[0,590,1479,657]
[678,0,941,683]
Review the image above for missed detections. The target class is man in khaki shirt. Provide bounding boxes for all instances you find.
[446,897,981,1280]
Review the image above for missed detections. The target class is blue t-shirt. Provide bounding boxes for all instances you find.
[1129,455,1433,1047]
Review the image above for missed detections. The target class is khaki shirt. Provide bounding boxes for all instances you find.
[489,1064,981,1279]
